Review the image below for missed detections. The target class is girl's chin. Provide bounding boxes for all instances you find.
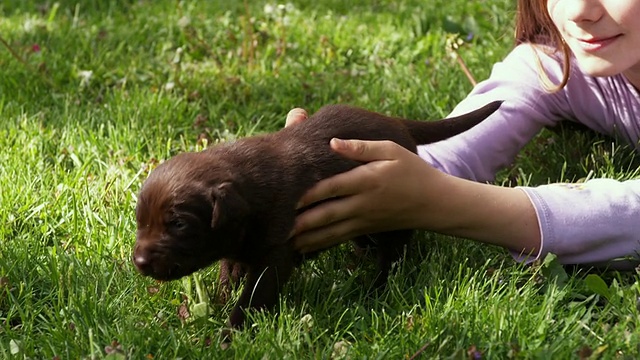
[574,58,621,78]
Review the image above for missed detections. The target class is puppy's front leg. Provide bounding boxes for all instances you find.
[227,246,295,329]
[218,259,248,304]
[368,230,413,289]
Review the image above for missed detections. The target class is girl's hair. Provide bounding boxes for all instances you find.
[514,0,571,91]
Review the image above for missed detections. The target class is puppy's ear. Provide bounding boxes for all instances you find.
[211,182,250,228]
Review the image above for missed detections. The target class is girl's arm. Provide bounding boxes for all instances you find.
[291,138,542,257]
[292,44,640,268]
[420,44,640,268]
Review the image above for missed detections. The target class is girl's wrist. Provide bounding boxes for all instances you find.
[419,174,541,255]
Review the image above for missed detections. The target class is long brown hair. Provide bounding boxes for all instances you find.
[514,0,571,91]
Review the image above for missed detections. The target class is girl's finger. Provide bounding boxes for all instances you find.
[293,194,363,235]
[296,163,378,209]
[330,138,405,162]
[285,108,308,127]
[292,218,362,253]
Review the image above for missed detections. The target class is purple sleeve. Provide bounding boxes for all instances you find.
[419,44,640,268]
[419,45,570,182]
[518,181,640,268]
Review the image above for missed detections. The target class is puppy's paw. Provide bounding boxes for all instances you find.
[217,259,247,304]
[220,328,233,350]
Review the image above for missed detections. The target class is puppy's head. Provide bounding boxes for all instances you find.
[133,152,249,281]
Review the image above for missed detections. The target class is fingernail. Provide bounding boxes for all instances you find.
[331,138,347,149]
[288,108,307,118]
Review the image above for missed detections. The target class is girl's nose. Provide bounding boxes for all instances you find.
[563,0,605,23]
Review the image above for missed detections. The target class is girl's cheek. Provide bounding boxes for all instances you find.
[547,0,563,34]
[546,0,561,26]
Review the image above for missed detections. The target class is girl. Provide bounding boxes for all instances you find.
[286,0,640,268]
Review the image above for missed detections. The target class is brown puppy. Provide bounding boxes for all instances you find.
[133,101,502,336]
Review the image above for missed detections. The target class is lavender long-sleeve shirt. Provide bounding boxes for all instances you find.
[419,44,640,268]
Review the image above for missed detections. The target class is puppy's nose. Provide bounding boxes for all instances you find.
[133,254,152,274]
[134,254,148,267]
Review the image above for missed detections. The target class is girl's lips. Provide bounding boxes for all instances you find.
[576,34,622,52]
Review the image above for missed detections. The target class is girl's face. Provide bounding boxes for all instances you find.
[548,0,640,87]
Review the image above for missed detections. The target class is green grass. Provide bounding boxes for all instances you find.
[1,0,639,358]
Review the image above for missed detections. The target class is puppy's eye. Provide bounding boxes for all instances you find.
[168,219,188,231]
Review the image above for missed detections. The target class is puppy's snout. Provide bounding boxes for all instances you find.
[133,244,155,275]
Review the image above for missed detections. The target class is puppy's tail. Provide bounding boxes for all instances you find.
[402,100,503,144]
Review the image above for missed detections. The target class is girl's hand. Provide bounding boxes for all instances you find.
[290,138,448,253]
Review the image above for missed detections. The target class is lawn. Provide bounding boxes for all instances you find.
[1,0,639,359]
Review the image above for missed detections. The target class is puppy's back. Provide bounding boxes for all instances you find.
[289,104,416,148]
[292,101,501,146]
